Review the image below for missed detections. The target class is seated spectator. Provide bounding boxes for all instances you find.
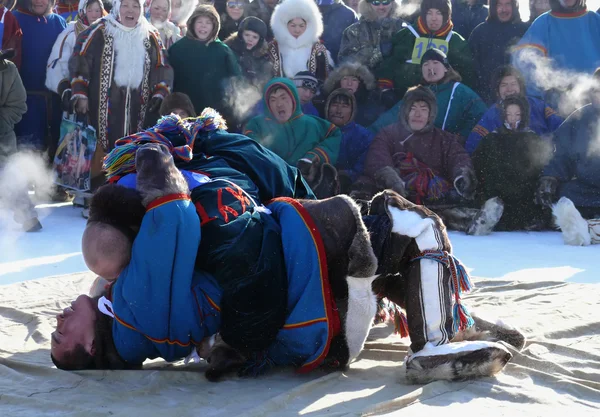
[147,0,182,49]
[246,0,277,40]
[377,0,476,99]
[472,95,553,231]
[529,0,551,23]
[0,5,23,69]
[159,92,196,118]
[268,0,333,83]
[371,49,486,141]
[169,0,196,34]
[293,71,320,116]
[323,61,385,126]
[536,70,600,219]
[317,0,357,65]
[224,16,271,90]
[468,0,528,105]
[169,5,241,125]
[244,77,342,167]
[325,88,374,194]
[218,0,247,40]
[338,0,405,72]
[355,86,503,235]
[451,0,488,39]
[466,65,563,153]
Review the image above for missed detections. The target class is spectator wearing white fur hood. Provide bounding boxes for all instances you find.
[268,0,334,83]
[146,0,182,49]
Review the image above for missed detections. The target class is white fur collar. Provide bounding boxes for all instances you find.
[271,0,323,49]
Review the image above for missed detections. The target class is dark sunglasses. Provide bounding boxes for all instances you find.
[227,1,245,8]
[368,0,392,5]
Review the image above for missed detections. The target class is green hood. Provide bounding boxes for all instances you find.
[263,77,303,122]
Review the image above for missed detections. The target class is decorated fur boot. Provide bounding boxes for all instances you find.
[552,197,600,246]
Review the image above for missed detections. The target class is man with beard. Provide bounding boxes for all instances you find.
[69,0,173,193]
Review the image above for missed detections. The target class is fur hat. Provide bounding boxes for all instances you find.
[493,65,526,101]
[238,16,267,40]
[270,0,324,48]
[325,88,357,125]
[420,0,452,25]
[187,4,220,42]
[501,95,530,131]
[400,85,438,133]
[159,92,197,117]
[323,61,375,94]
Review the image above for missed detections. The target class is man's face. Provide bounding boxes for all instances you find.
[150,0,169,23]
[498,75,521,100]
[31,0,49,15]
[120,0,141,28]
[50,295,97,364]
[408,100,430,132]
[505,104,521,130]
[328,98,352,127]
[425,8,443,32]
[496,0,513,23]
[422,59,447,84]
[297,86,315,105]
[340,76,360,94]
[371,2,392,19]
[268,88,294,123]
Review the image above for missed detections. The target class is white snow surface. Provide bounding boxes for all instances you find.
[1,202,597,286]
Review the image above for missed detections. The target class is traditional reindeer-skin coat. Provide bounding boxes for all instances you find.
[69,1,172,152]
[268,0,333,82]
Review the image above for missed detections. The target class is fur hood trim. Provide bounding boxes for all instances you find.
[224,31,269,57]
[358,0,403,22]
[400,86,437,133]
[170,0,197,25]
[324,61,375,94]
[186,5,220,43]
[325,88,357,124]
[271,0,324,49]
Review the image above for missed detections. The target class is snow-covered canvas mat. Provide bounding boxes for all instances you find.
[1,271,599,416]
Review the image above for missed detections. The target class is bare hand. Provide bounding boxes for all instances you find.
[75,97,89,115]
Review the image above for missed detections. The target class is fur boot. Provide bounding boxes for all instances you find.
[466,197,505,236]
[552,197,592,246]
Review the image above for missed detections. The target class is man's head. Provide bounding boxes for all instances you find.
[400,86,437,133]
[238,16,267,49]
[367,0,393,19]
[421,0,451,32]
[326,89,355,127]
[494,65,526,101]
[495,0,514,23]
[82,222,132,281]
[293,71,318,105]
[265,80,298,123]
[421,48,449,84]
[30,0,52,16]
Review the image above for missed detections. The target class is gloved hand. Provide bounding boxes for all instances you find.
[535,176,558,206]
[74,97,89,115]
[454,168,478,200]
[148,96,163,114]
[374,166,407,197]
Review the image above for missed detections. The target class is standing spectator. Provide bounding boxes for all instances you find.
[529,0,550,22]
[268,0,333,83]
[512,0,600,108]
[317,0,357,65]
[169,0,195,34]
[13,0,66,159]
[293,71,320,116]
[70,0,172,192]
[469,0,528,104]
[0,49,40,231]
[0,5,23,69]
[323,61,385,126]
[169,5,241,124]
[466,65,563,153]
[451,0,488,39]
[218,0,247,40]
[147,0,182,49]
[377,0,476,99]
[325,88,373,194]
[46,0,105,106]
[338,0,406,73]
[246,0,277,39]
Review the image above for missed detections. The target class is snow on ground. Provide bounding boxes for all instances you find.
[0,202,598,286]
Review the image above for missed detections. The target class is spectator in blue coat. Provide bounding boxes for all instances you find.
[452,0,488,38]
[317,0,357,65]
[293,71,321,116]
[466,65,563,153]
[325,88,374,193]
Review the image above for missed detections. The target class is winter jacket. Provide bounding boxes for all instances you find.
[377,17,476,98]
[512,9,600,104]
[0,58,26,164]
[338,0,405,71]
[543,103,600,208]
[0,7,22,69]
[224,31,272,90]
[302,101,320,116]
[472,127,552,229]
[245,78,342,165]
[466,96,563,153]
[451,0,488,39]
[370,80,486,140]
[319,0,357,65]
